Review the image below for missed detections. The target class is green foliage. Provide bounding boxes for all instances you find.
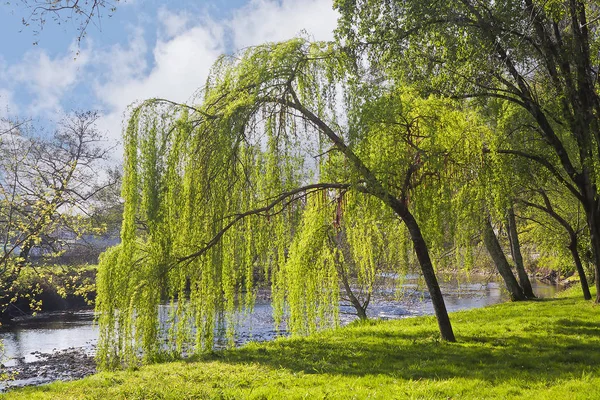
[6,290,600,399]
[0,265,95,317]
[96,35,497,366]
[0,112,115,316]
[282,193,339,334]
[335,0,600,302]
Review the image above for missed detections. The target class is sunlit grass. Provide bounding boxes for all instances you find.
[3,286,599,399]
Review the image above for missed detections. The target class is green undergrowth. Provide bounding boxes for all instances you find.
[3,287,600,399]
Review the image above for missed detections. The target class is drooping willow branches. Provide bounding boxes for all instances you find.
[96,38,489,368]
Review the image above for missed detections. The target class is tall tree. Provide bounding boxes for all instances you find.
[336,0,600,302]
[521,188,592,300]
[96,39,495,367]
[482,215,527,300]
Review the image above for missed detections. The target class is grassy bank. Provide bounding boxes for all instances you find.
[3,287,600,399]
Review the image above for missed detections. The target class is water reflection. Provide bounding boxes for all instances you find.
[0,276,560,370]
[1,311,97,366]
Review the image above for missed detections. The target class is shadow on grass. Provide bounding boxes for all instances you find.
[192,299,600,385]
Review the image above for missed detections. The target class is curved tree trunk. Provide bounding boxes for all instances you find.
[522,192,592,300]
[401,209,456,342]
[483,216,526,301]
[506,206,535,298]
[291,96,455,341]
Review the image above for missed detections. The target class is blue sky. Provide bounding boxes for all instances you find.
[0,0,338,160]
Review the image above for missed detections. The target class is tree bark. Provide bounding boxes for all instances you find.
[286,92,455,341]
[521,193,592,299]
[483,216,526,301]
[506,206,535,298]
[583,196,600,303]
[400,208,456,341]
[568,240,592,300]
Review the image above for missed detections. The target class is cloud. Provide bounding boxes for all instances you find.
[95,27,149,87]
[93,18,225,150]
[7,44,90,115]
[157,7,193,39]
[0,0,339,161]
[229,0,338,48]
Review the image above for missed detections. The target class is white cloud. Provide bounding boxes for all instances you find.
[157,7,193,39]
[229,0,338,48]
[7,45,90,115]
[96,27,148,86]
[1,0,339,162]
[93,19,225,149]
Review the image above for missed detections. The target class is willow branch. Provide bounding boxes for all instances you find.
[176,182,352,264]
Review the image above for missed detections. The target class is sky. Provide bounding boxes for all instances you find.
[0,0,339,162]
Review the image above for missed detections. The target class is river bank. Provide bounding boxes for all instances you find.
[0,275,563,392]
[2,286,598,399]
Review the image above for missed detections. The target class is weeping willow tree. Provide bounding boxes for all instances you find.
[96,38,491,368]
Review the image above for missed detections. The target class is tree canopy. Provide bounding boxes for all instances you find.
[94,37,504,367]
[335,0,600,301]
[87,0,600,371]
[0,112,115,318]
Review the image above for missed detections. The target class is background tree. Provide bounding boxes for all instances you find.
[521,187,592,299]
[488,97,592,298]
[16,0,119,45]
[336,0,600,302]
[0,111,116,318]
[506,204,536,298]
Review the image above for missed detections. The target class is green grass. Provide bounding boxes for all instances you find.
[3,287,600,399]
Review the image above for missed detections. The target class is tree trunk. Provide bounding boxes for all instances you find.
[331,230,369,320]
[506,206,535,298]
[522,192,592,300]
[580,174,600,303]
[568,239,592,300]
[401,209,456,342]
[291,90,454,340]
[483,216,526,301]
[584,205,600,303]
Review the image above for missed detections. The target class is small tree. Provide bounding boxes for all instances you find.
[0,111,115,318]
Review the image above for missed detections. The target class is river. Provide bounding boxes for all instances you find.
[0,274,560,390]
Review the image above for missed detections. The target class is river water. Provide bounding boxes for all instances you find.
[0,274,560,390]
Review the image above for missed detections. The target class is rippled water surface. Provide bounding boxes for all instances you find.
[0,274,560,389]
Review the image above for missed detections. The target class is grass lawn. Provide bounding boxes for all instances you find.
[3,287,600,399]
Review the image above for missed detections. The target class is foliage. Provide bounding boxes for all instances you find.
[335,0,600,301]
[0,112,115,317]
[5,289,600,399]
[96,37,495,367]
[0,340,9,382]
[521,190,590,272]
[2,265,96,317]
